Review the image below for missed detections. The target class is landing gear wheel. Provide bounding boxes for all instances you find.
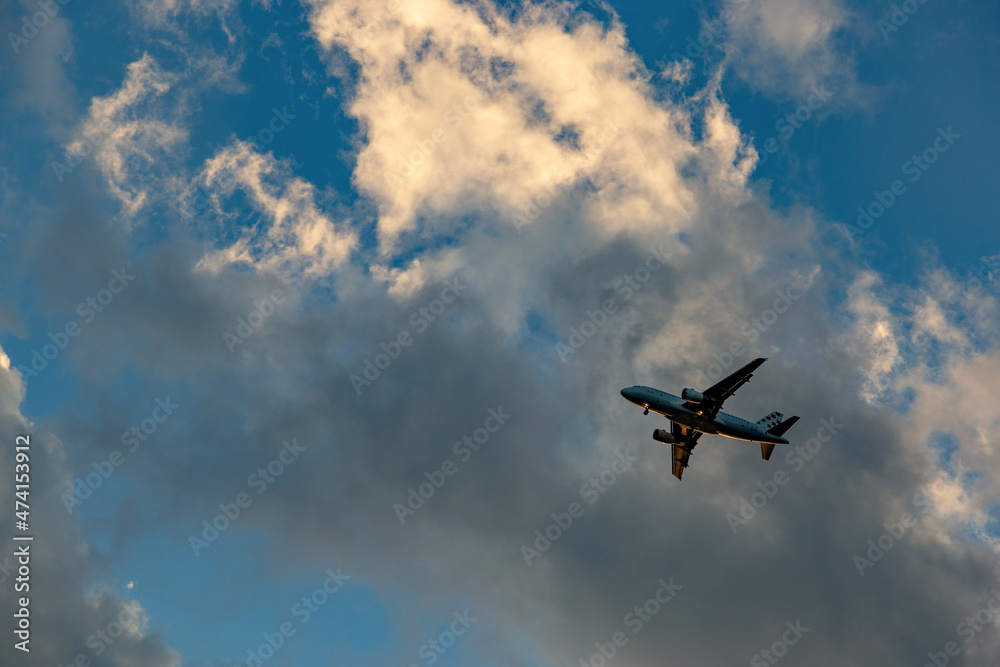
[643,406,649,415]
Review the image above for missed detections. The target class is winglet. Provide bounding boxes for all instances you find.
[761,443,776,461]
[766,415,800,437]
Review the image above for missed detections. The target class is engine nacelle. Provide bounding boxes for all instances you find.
[652,429,676,444]
[681,388,705,403]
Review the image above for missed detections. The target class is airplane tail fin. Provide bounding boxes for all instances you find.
[756,411,783,430]
[766,415,800,437]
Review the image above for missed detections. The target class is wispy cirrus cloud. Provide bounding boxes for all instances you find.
[193,139,358,277]
[59,54,185,217]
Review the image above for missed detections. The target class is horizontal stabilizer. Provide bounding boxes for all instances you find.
[767,416,800,437]
[761,442,776,461]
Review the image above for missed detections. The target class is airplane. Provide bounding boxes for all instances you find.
[620,358,799,480]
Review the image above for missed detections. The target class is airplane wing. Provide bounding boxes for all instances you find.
[684,357,768,419]
[670,421,702,480]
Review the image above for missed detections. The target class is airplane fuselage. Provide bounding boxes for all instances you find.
[620,386,789,445]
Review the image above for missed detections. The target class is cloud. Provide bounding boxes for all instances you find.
[192,140,358,278]
[721,0,863,103]
[0,345,181,666]
[3,0,77,134]
[10,0,1000,664]
[879,265,1000,552]
[129,0,275,40]
[63,54,186,218]
[843,270,903,403]
[305,0,704,258]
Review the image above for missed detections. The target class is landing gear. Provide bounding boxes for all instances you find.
[643,405,649,415]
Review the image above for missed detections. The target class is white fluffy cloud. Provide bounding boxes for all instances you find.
[305,0,715,261]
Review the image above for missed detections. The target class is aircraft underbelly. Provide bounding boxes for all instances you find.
[715,420,758,442]
[663,409,718,435]
[716,428,754,442]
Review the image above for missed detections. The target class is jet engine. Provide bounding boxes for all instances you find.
[652,429,676,444]
[681,388,705,403]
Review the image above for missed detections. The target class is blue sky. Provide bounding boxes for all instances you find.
[1,0,1000,665]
